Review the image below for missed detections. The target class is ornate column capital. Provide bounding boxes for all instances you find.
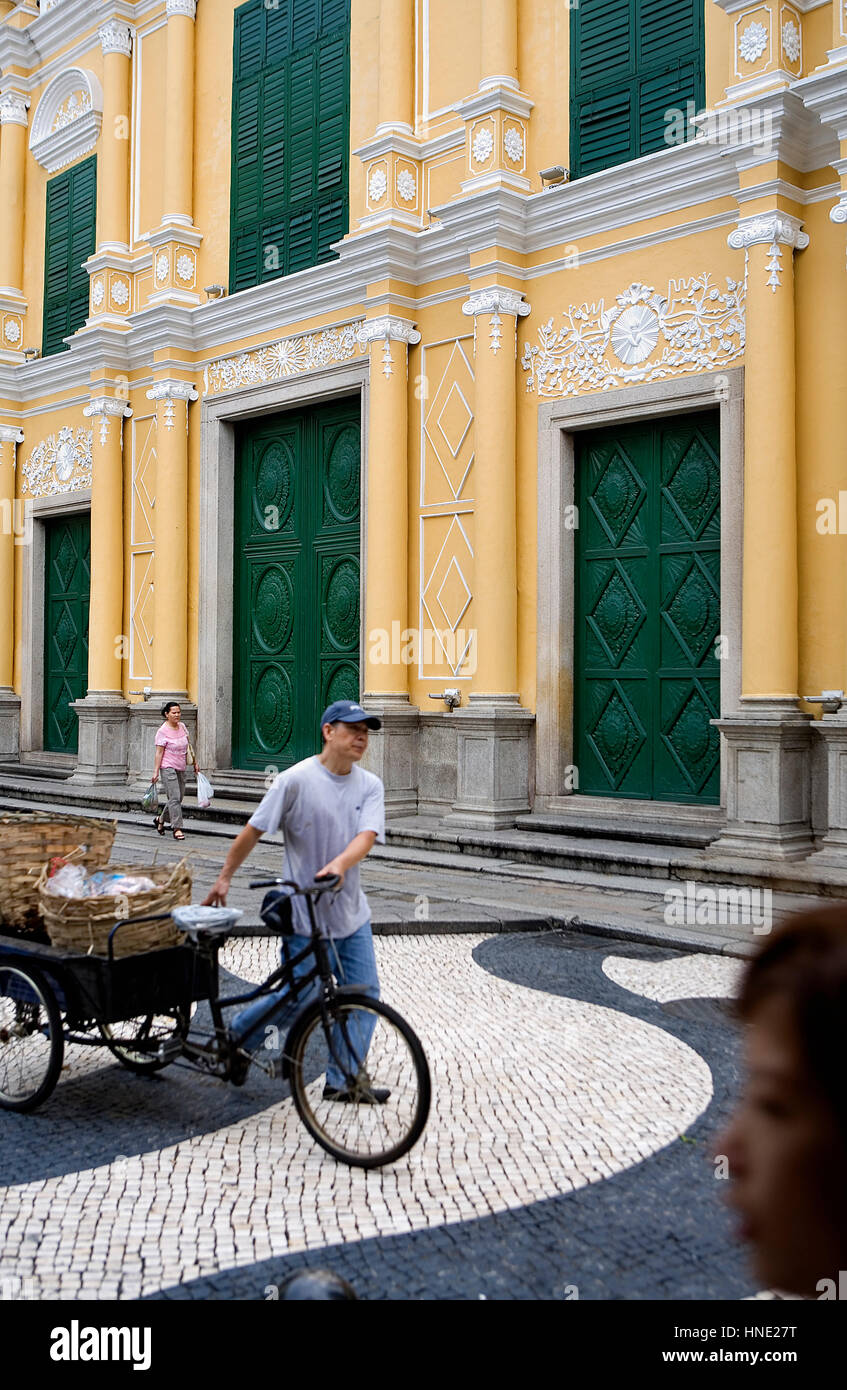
[146,379,199,430]
[98,20,133,58]
[728,211,810,251]
[166,0,197,17]
[0,92,30,128]
[146,380,199,404]
[462,287,531,319]
[831,195,847,226]
[83,397,133,419]
[356,316,421,347]
[84,396,132,448]
[357,317,420,380]
[0,425,24,446]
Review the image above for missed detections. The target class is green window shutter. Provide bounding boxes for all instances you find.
[571,0,703,180]
[42,156,97,358]
[230,0,350,294]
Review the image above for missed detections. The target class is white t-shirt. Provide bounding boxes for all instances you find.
[248,755,385,938]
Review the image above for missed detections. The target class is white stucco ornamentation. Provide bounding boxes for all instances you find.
[3,321,21,344]
[472,126,495,165]
[19,427,92,498]
[155,254,169,283]
[146,381,199,431]
[30,69,103,173]
[166,0,197,17]
[396,169,417,202]
[83,397,132,449]
[503,127,524,164]
[738,19,769,64]
[176,253,194,282]
[0,93,30,128]
[728,213,809,292]
[204,324,365,396]
[463,288,530,355]
[368,167,388,203]
[521,274,746,397]
[111,279,130,307]
[52,91,92,131]
[91,278,105,308]
[98,21,133,58]
[781,20,801,64]
[357,317,422,379]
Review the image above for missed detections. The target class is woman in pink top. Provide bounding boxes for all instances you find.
[151,701,199,840]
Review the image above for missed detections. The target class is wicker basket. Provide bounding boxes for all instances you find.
[38,859,192,958]
[0,812,118,931]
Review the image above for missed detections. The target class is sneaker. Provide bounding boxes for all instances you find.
[229,1049,252,1087]
[322,1080,390,1105]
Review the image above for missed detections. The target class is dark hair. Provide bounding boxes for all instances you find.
[320,720,337,747]
[161,701,181,719]
[737,904,847,1142]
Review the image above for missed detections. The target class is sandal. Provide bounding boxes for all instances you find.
[153,816,165,836]
[173,830,185,841]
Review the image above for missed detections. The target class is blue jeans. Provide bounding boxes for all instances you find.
[232,920,380,1089]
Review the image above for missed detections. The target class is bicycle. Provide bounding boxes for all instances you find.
[0,874,431,1170]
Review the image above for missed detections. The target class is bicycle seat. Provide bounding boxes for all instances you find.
[171,906,243,940]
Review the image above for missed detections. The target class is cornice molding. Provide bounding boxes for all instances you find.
[711,0,828,11]
[457,84,534,123]
[794,65,847,143]
[728,211,810,250]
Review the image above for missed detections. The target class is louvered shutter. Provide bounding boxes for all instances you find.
[42,157,97,358]
[230,0,349,293]
[571,0,704,179]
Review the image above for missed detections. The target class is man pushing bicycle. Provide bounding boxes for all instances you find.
[204,701,387,1102]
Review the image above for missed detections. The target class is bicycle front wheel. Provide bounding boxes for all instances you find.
[0,961,64,1112]
[286,993,431,1169]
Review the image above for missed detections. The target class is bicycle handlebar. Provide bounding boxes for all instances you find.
[248,874,341,896]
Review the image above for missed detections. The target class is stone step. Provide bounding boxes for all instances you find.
[513,808,720,849]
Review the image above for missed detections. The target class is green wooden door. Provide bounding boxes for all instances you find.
[574,412,720,804]
[44,514,90,755]
[233,399,360,770]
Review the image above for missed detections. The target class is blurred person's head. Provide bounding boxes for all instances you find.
[718,905,847,1296]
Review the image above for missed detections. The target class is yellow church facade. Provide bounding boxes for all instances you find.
[1,0,847,863]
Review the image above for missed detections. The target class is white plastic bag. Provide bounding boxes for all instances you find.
[196,772,214,809]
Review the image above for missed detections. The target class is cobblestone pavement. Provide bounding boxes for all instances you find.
[0,890,759,1299]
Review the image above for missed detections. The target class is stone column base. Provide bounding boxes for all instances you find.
[69,693,130,785]
[443,695,535,830]
[806,713,847,868]
[708,698,814,860]
[127,698,198,788]
[0,688,21,760]
[360,694,420,818]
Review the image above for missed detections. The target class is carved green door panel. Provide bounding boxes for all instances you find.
[233,400,360,770]
[574,413,720,804]
[44,514,90,755]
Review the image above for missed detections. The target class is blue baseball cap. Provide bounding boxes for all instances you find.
[320,701,382,731]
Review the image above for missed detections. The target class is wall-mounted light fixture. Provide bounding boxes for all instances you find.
[23,347,39,361]
[539,166,569,189]
[204,284,227,300]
